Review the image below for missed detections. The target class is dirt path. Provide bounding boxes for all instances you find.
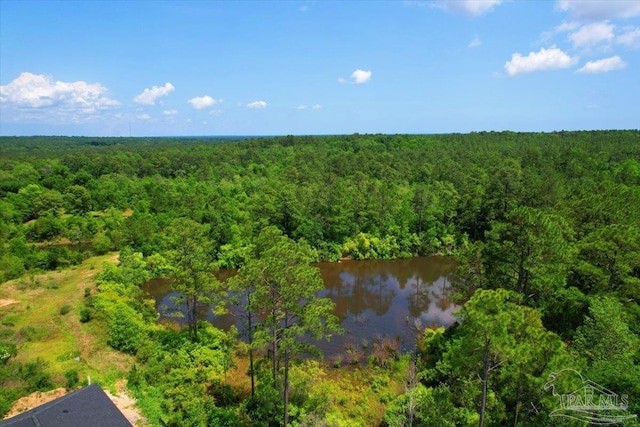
[106,380,146,426]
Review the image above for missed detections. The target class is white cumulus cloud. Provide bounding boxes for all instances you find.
[504,46,578,76]
[247,101,267,109]
[577,55,627,73]
[312,104,322,110]
[0,72,120,111]
[136,113,151,120]
[556,0,640,20]
[133,82,175,105]
[432,0,506,17]
[351,69,372,84]
[339,70,372,85]
[0,72,120,124]
[569,21,615,48]
[188,95,219,109]
[163,109,178,116]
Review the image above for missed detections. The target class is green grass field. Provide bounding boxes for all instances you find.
[0,252,133,391]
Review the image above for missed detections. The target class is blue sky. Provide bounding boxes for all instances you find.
[1,0,639,136]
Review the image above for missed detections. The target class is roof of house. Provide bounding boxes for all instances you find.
[0,383,132,427]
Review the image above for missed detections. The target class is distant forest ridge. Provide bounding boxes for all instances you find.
[1,129,639,154]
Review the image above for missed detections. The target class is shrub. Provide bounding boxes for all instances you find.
[92,232,113,255]
[59,304,71,315]
[0,388,19,419]
[0,341,17,364]
[21,359,52,392]
[107,304,145,354]
[18,326,46,342]
[0,255,25,282]
[64,369,79,389]
[79,307,93,323]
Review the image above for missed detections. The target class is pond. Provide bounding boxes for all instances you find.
[141,256,459,358]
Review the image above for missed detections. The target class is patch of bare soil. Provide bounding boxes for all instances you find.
[105,379,148,426]
[3,388,67,419]
[0,299,19,308]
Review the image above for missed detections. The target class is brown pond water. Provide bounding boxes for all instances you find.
[141,256,458,358]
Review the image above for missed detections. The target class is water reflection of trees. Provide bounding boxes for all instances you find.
[144,257,459,357]
[408,277,431,317]
[433,274,456,312]
[322,261,396,321]
[406,258,457,318]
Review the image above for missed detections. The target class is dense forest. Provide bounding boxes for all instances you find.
[1,131,639,426]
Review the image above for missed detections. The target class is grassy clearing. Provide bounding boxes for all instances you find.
[225,349,407,426]
[0,252,132,390]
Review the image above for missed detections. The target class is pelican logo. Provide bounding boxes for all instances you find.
[544,369,636,425]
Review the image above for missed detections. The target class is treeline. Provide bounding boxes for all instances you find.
[1,131,640,425]
[2,131,638,272]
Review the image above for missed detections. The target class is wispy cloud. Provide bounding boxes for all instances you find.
[617,27,640,49]
[577,55,627,73]
[247,100,267,109]
[569,21,615,49]
[431,0,507,17]
[556,0,640,20]
[468,35,482,48]
[295,104,322,110]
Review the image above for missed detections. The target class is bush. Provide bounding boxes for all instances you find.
[79,307,93,323]
[0,388,19,419]
[59,304,71,315]
[64,369,79,389]
[18,326,46,342]
[0,255,25,282]
[21,359,52,392]
[92,232,113,255]
[0,341,17,364]
[107,304,145,354]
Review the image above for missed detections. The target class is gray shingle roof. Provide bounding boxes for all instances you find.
[0,384,132,427]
